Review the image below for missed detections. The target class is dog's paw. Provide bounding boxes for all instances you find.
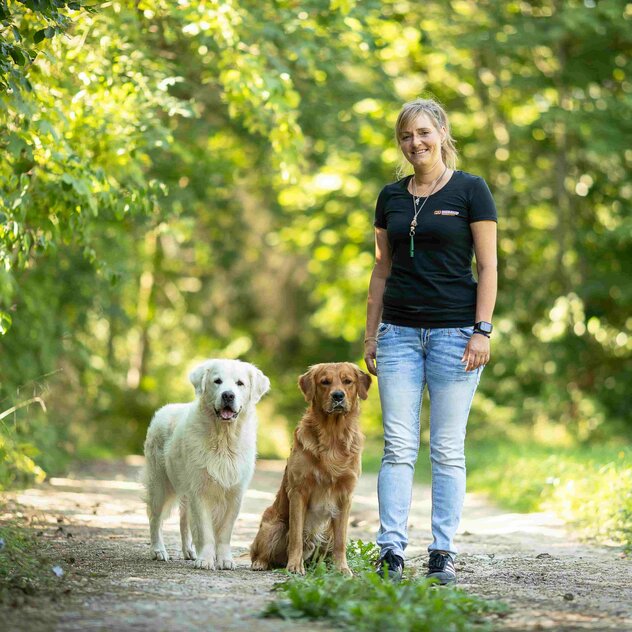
[194,556,215,570]
[183,546,197,561]
[337,565,353,577]
[251,559,270,571]
[217,557,235,570]
[151,547,169,562]
[286,560,305,575]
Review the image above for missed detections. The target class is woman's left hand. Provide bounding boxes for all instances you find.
[462,333,490,372]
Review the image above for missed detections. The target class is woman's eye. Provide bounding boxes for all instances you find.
[214,378,222,384]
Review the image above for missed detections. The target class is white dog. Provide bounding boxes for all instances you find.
[142,359,270,570]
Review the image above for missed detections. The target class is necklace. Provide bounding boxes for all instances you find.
[409,166,448,258]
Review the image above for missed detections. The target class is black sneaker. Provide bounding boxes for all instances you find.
[376,550,404,582]
[426,551,456,585]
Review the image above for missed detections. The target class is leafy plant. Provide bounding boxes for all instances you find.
[264,540,506,631]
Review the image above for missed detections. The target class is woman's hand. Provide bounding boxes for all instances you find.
[364,340,378,376]
[462,333,490,372]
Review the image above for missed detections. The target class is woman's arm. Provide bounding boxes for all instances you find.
[463,220,498,371]
[364,228,391,376]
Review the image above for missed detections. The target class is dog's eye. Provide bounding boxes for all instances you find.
[343,379,353,385]
[321,379,331,385]
[237,380,245,386]
[214,378,222,384]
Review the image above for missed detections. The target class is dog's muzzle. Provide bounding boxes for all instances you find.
[215,391,240,421]
[326,390,348,414]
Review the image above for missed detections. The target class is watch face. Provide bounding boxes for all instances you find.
[477,321,493,333]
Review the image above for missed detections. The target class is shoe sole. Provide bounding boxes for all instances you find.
[426,574,457,586]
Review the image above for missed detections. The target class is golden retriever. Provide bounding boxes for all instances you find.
[250,362,371,575]
[143,359,270,570]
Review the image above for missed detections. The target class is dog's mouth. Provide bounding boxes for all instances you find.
[325,401,348,415]
[215,406,240,421]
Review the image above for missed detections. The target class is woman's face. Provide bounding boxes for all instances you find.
[398,113,445,170]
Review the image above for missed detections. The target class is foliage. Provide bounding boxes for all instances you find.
[0,0,91,93]
[0,0,630,488]
[0,505,69,603]
[263,539,506,631]
[466,440,632,550]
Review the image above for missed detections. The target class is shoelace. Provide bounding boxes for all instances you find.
[380,552,402,570]
[428,553,452,573]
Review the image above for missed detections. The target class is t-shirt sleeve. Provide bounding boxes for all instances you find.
[469,177,498,223]
[373,188,387,229]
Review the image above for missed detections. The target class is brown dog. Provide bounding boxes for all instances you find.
[250,362,371,575]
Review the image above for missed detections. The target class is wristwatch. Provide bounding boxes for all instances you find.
[474,321,493,337]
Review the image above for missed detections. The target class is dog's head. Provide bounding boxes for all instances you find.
[298,362,371,415]
[189,359,270,422]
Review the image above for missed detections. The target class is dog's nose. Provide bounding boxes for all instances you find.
[331,390,345,402]
[221,391,235,405]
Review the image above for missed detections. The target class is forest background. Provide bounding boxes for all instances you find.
[1,0,631,545]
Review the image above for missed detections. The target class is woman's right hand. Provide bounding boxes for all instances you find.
[364,340,378,376]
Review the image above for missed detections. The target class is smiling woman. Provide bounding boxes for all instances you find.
[363,97,498,585]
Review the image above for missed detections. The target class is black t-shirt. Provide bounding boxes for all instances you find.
[374,170,497,328]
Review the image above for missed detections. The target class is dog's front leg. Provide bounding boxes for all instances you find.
[287,490,307,575]
[332,495,353,576]
[215,490,242,570]
[190,496,216,570]
[179,498,196,560]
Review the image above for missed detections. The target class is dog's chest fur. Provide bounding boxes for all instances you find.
[203,427,253,489]
[295,423,361,524]
[169,410,256,493]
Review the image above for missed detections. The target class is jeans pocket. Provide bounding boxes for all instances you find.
[377,322,393,340]
[455,326,474,340]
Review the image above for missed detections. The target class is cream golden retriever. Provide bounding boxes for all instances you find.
[142,359,270,570]
[250,362,371,575]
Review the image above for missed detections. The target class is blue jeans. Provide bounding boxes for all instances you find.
[375,323,483,561]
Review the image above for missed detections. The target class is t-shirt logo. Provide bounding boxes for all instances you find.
[434,210,460,216]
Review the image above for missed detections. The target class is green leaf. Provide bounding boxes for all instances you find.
[33,29,47,44]
[9,47,26,65]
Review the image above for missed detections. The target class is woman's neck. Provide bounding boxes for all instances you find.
[412,160,447,186]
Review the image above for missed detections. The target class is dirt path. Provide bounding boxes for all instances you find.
[2,456,631,631]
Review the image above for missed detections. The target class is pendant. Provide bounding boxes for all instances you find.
[410,232,414,257]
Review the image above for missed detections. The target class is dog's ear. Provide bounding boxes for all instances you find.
[354,365,372,400]
[250,366,271,403]
[298,366,316,403]
[189,361,214,396]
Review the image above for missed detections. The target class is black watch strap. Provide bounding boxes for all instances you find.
[474,320,493,335]
[473,330,490,338]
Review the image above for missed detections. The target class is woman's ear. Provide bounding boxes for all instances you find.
[298,366,316,403]
[355,365,372,400]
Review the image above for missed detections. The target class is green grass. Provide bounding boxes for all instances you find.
[465,441,632,549]
[263,540,507,631]
[0,505,69,604]
[363,439,632,550]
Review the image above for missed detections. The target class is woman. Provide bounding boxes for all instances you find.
[364,98,497,584]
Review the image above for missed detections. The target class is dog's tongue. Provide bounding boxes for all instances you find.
[220,408,235,420]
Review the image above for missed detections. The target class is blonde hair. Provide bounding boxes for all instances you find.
[395,98,458,176]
